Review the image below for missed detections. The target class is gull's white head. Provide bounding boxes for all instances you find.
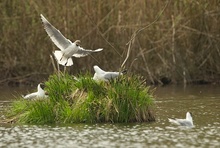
[93,65,99,72]
[93,65,106,81]
[37,83,46,93]
[186,112,193,121]
[93,65,105,74]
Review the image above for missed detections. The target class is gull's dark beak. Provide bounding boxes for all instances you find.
[121,69,127,74]
[40,83,45,89]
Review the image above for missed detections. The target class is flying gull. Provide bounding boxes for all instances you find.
[40,14,103,66]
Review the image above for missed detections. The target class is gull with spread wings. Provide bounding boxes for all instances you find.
[40,14,103,66]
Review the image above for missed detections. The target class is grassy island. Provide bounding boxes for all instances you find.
[6,73,155,124]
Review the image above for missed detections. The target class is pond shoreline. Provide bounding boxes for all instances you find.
[1,73,220,88]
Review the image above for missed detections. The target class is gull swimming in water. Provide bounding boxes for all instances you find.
[93,65,125,82]
[168,112,194,127]
[40,14,103,66]
[23,83,47,100]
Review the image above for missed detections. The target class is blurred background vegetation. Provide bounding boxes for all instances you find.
[0,0,220,86]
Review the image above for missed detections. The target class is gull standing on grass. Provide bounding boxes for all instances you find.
[93,65,126,82]
[23,83,47,100]
[168,112,194,127]
[40,14,103,66]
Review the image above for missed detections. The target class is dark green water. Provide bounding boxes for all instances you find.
[0,85,219,147]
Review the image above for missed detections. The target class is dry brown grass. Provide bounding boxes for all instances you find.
[0,0,220,85]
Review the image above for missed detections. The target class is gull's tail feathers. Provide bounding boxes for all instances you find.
[53,51,73,66]
[168,118,180,125]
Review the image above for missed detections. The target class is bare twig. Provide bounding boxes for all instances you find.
[121,32,136,69]
[180,25,215,38]
[171,15,176,64]
[129,58,138,71]
[138,47,155,84]
[50,54,57,73]
[0,73,48,84]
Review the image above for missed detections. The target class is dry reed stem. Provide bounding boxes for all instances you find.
[171,15,176,64]
[126,0,171,45]
[121,32,136,69]
[50,55,57,73]
[1,0,220,84]
[78,1,123,57]
[138,47,155,84]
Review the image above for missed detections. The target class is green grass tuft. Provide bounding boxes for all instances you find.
[7,73,155,124]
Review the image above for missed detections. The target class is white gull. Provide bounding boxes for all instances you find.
[168,112,194,127]
[40,14,103,66]
[23,83,47,100]
[93,65,125,82]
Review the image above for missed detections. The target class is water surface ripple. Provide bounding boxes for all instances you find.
[0,85,219,147]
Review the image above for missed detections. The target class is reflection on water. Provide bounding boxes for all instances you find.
[0,86,27,116]
[0,123,219,148]
[0,85,220,147]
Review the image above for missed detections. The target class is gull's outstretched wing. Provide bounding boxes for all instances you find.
[40,14,72,51]
[73,47,103,58]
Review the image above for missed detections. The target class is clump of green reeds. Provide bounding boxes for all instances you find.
[6,98,55,124]
[6,73,155,124]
